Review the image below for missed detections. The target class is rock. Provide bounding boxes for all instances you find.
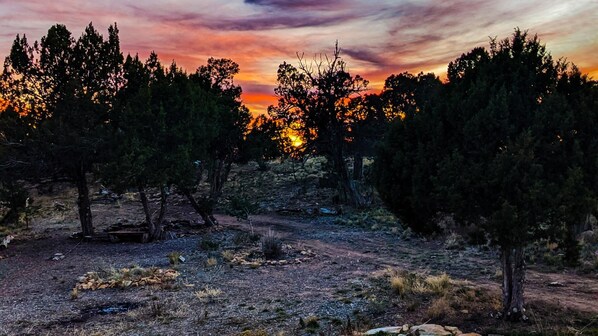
[51,253,65,261]
[319,207,339,215]
[443,326,461,334]
[364,326,404,335]
[411,324,453,336]
[1,235,14,249]
[365,324,465,336]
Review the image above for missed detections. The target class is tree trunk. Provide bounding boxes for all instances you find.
[331,150,365,208]
[76,170,93,237]
[501,245,527,321]
[501,246,512,311]
[353,153,363,180]
[184,190,218,226]
[138,186,168,240]
[508,246,526,320]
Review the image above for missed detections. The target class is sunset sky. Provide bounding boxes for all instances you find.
[0,0,596,115]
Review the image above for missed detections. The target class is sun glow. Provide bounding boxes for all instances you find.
[288,134,303,148]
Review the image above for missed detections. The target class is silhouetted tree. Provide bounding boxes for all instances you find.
[346,93,386,180]
[375,29,598,320]
[269,44,369,206]
[184,58,251,226]
[0,105,31,224]
[1,23,123,236]
[240,114,284,171]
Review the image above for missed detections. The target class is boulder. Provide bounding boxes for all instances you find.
[411,324,454,336]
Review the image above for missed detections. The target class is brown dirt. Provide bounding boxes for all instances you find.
[1,172,597,335]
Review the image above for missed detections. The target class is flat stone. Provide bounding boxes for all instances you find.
[364,326,404,335]
[411,324,453,336]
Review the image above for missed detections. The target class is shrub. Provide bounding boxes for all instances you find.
[0,181,29,225]
[304,315,320,330]
[199,238,220,251]
[168,251,182,265]
[261,230,283,260]
[226,194,259,221]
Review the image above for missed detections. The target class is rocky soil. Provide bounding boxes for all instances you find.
[0,161,597,335]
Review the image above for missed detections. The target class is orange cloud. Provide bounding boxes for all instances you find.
[0,0,596,116]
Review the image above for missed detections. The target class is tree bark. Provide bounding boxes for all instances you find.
[184,190,217,226]
[501,246,513,312]
[508,246,526,320]
[331,150,365,208]
[138,186,168,240]
[75,170,93,237]
[353,153,363,180]
[501,245,527,321]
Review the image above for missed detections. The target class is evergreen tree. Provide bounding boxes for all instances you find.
[374,29,598,320]
[1,23,123,236]
[184,58,251,226]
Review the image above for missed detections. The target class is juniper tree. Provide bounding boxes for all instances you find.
[374,29,598,320]
[1,23,123,236]
[269,44,369,206]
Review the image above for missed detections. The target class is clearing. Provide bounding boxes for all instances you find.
[1,161,597,335]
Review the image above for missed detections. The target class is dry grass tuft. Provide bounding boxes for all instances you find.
[75,266,179,291]
[194,286,223,303]
[262,230,283,260]
[389,270,452,297]
[167,251,182,265]
[70,287,79,300]
[427,296,452,319]
[425,273,451,295]
[205,257,218,267]
[221,250,235,262]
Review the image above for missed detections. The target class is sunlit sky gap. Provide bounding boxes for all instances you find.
[1,0,596,115]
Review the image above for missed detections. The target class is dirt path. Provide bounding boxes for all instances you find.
[232,214,598,313]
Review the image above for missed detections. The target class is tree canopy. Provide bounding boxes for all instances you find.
[374,29,598,320]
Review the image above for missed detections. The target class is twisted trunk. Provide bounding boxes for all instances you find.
[184,190,217,226]
[138,186,168,240]
[331,149,365,208]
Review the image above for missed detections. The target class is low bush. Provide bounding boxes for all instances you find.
[262,230,283,259]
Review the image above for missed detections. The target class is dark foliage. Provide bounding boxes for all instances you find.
[374,29,598,320]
